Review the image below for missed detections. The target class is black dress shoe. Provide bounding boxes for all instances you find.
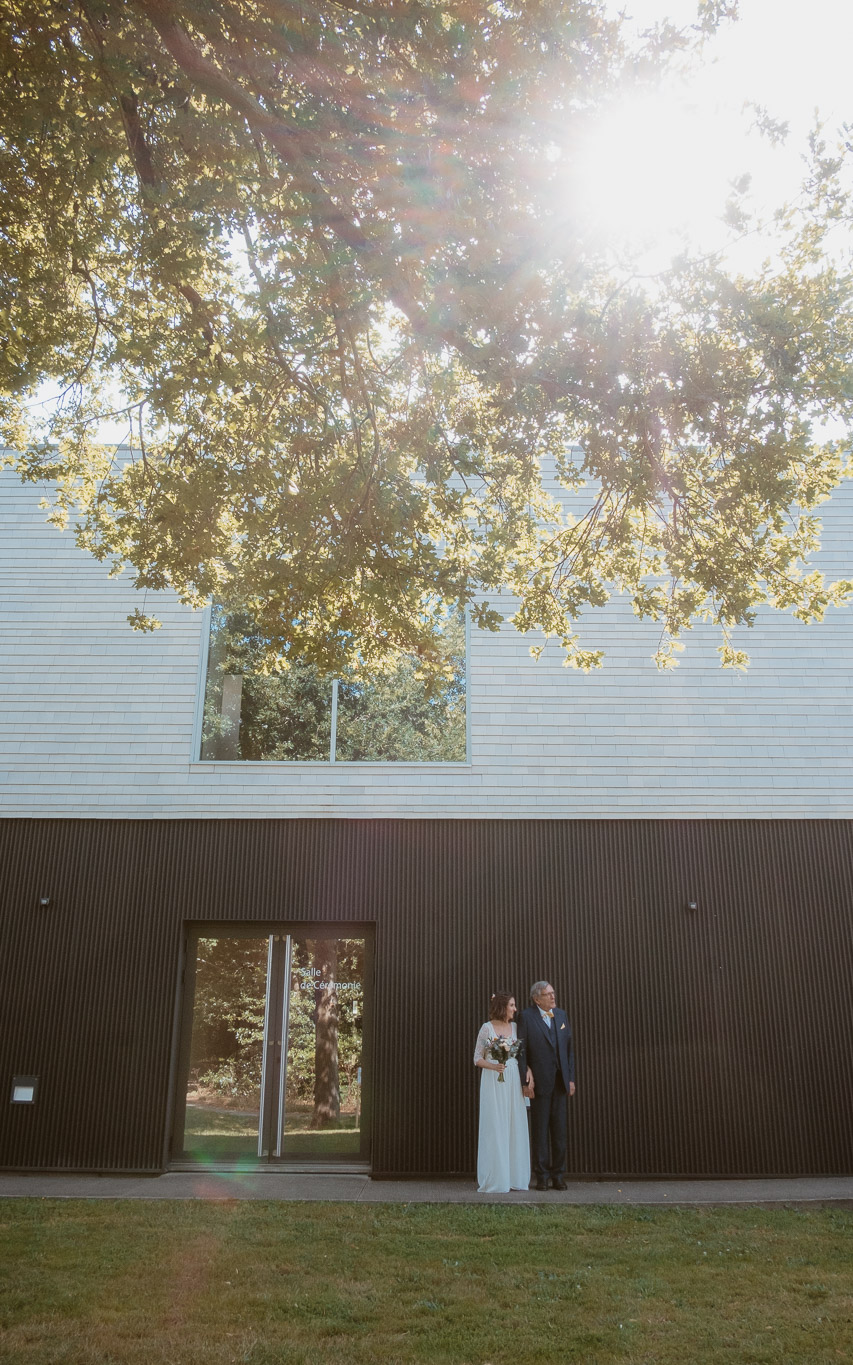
[533,1176,549,1191]
[551,1178,568,1191]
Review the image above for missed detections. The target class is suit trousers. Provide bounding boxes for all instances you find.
[529,1074,568,1181]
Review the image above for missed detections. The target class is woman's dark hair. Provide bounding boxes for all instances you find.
[489,991,514,1022]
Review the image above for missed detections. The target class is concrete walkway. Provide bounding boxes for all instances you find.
[2,1172,852,1205]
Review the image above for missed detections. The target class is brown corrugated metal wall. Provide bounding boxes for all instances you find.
[1,818,852,1176]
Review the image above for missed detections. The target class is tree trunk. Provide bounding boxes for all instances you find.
[310,940,340,1128]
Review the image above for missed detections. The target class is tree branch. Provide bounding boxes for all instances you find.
[118,92,158,187]
[129,0,488,366]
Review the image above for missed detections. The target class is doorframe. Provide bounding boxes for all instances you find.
[168,919,375,1171]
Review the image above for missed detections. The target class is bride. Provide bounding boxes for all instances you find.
[473,991,531,1193]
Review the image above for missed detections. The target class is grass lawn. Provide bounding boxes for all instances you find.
[1,1200,852,1363]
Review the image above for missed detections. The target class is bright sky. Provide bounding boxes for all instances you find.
[574,0,853,269]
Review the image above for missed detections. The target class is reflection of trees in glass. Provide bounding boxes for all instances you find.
[286,938,364,1129]
[200,604,465,762]
[201,607,331,761]
[189,937,268,1104]
[189,935,364,1133]
[336,611,466,761]
[311,940,340,1127]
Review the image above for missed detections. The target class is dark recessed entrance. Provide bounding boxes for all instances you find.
[171,924,373,1169]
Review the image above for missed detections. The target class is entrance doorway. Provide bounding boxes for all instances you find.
[172,925,372,1167]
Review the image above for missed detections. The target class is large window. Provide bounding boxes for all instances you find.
[199,606,467,762]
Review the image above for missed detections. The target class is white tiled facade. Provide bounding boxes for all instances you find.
[3,465,852,817]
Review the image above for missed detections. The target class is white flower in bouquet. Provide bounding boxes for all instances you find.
[486,1035,521,1081]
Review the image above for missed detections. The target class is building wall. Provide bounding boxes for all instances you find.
[2,818,852,1176]
[4,470,853,1176]
[3,467,853,819]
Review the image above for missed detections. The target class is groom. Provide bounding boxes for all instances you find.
[519,980,575,1191]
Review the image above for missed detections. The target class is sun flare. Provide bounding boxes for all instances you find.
[566,88,748,264]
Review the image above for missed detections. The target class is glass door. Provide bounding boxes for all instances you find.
[282,936,366,1158]
[174,926,370,1166]
[181,934,269,1163]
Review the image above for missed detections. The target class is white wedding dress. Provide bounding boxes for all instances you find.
[474,1022,531,1193]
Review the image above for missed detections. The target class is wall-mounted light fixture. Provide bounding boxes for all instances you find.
[11,1076,38,1104]
[686,899,699,912]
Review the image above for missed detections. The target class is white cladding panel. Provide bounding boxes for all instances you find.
[2,467,852,817]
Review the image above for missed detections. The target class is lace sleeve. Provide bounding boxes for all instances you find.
[474,1022,491,1066]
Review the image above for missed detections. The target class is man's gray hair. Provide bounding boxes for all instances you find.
[530,981,551,1003]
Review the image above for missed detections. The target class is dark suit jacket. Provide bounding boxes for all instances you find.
[518,1006,575,1094]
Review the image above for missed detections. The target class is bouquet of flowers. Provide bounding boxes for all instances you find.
[486,1035,522,1082]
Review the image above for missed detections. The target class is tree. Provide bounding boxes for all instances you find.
[308,939,340,1128]
[2,0,853,674]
